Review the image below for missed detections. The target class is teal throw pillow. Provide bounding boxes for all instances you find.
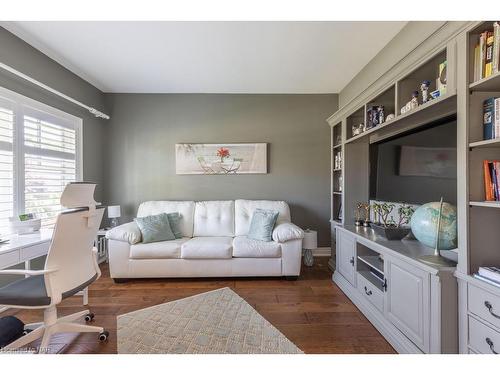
[134,213,176,243]
[247,209,279,242]
[167,212,183,239]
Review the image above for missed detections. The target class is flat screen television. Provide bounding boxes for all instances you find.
[369,117,457,205]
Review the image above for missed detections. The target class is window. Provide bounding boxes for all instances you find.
[0,87,82,234]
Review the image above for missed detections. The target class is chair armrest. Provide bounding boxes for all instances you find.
[272,223,304,243]
[0,268,58,276]
[106,222,142,244]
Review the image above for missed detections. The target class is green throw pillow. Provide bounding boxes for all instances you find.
[247,208,279,242]
[167,212,183,239]
[134,213,176,243]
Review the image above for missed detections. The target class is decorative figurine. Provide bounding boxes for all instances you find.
[420,80,431,104]
[352,123,365,136]
[362,202,371,227]
[355,203,364,226]
[366,106,379,129]
[410,91,419,109]
[437,60,447,94]
[377,105,385,124]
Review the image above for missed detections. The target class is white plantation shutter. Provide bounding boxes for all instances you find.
[0,87,82,234]
[24,115,78,228]
[0,105,14,233]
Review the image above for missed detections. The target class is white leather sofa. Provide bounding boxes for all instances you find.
[106,200,305,281]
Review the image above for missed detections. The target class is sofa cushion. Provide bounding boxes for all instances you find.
[247,209,279,242]
[137,201,195,237]
[134,213,176,243]
[235,200,291,236]
[130,238,189,259]
[106,222,142,244]
[181,237,233,259]
[193,201,234,237]
[233,236,281,258]
[167,212,183,239]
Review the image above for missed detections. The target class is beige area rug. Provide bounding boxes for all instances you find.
[117,287,303,354]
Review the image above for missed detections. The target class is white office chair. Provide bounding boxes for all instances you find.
[0,182,107,353]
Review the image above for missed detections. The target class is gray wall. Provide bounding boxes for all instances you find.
[104,94,337,246]
[0,27,107,201]
[339,21,446,107]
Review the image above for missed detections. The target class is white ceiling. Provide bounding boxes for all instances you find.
[2,21,407,94]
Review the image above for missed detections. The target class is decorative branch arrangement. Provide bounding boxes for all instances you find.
[372,202,415,228]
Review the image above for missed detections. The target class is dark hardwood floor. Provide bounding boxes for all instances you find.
[1,257,395,354]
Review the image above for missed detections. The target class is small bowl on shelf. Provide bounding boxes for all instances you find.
[371,223,411,241]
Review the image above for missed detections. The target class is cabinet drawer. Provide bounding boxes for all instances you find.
[0,250,20,268]
[469,316,500,354]
[469,284,500,330]
[357,272,384,312]
[20,243,49,260]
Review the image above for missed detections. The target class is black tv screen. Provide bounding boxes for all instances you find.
[369,118,457,205]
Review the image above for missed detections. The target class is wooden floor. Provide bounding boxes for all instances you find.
[1,258,395,354]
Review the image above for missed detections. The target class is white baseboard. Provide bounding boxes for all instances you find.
[303,247,331,257]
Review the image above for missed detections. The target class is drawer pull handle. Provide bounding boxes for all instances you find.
[485,301,500,319]
[364,286,372,296]
[349,257,354,266]
[486,338,498,354]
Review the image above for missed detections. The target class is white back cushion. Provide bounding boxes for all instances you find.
[235,199,291,236]
[193,201,235,237]
[137,201,195,237]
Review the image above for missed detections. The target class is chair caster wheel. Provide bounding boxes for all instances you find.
[84,313,95,322]
[99,330,109,342]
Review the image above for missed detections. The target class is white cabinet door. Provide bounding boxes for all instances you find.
[384,256,430,352]
[336,229,356,286]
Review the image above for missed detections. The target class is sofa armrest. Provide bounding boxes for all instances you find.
[272,223,304,243]
[106,222,142,244]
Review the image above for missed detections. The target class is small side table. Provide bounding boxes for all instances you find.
[303,229,318,267]
[96,228,110,264]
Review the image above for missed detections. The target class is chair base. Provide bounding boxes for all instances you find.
[1,306,106,353]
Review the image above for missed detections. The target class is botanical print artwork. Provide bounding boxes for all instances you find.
[175,143,267,175]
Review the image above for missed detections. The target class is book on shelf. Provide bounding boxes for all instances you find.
[494,22,500,75]
[474,23,500,81]
[479,266,500,283]
[483,160,500,201]
[483,97,500,140]
[473,273,500,288]
[485,31,495,77]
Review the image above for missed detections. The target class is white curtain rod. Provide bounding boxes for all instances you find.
[0,61,110,120]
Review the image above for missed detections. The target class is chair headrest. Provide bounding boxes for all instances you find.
[60,182,98,209]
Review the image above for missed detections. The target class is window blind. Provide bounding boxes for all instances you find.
[0,106,14,233]
[23,116,77,228]
[0,87,81,235]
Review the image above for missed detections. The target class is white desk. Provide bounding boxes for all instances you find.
[0,229,53,270]
[0,229,87,312]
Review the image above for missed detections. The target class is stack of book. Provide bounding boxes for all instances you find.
[473,22,500,82]
[483,160,500,201]
[483,97,500,140]
[474,266,500,287]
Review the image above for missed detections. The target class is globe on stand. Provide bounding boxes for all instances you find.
[410,198,457,267]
